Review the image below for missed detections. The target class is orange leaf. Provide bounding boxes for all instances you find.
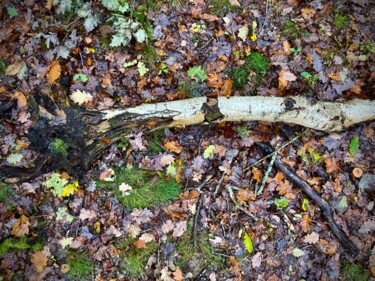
[283,41,291,55]
[164,141,182,154]
[31,250,48,272]
[300,214,311,233]
[220,79,232,96]
[134,239,147,249]
[48,60,61,85]
[206,73,224,88]
[252,167,262,183]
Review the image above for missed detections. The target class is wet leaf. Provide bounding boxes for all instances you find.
[31,251,48,272]
[48,60,61,84]
[292,247,305,257]
[243,231,253,253]
[11,215,30,237]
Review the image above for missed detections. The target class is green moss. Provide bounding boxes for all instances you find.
[230,67,249,90]
[175,227,224,271]
[334,14,349,30]
[0,60,7,75]
[0,184,14,203]
[67,252,93,280]
[230,51,270,90]
[341,262,370,281]
[0,237,37,256]
[50,138,69,156]
[97,168,181,209]
[116,237,157,278]
[178,80,200,98]
[209,0,234,16]
[282,19,308,40]
[147,129,164,153]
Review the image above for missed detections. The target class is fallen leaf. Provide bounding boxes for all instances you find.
[172,221,187,238]
[134,239,147,249]
[301,7,316,20]
[173,268,184,281]
[278,69,297,89]
[31,251,48,272]
[59,237,73,249]
[11,215,30,237]
[161,220,174,234]
[300,214,311,233]
[292,247,305,257]
[220,79,232,96]
[229,0,241,6]
[303,232,319,244]
[6,61,24,76]
[283,41,291,55]
[79,208,97,221]
[164,141,182,154]
[139,233,156,243]
[206,73,224,88]
[70,90,93,105]
[251,252,262,268]
[48,60,61,84]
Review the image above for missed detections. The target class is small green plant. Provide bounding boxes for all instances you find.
[297,148,325,165]
[147,129,164,153]
[178,80,200,97]
[7,7,18,17]
[282,20,308,40]
[230,67,249,90]
[50,138,69,156]
[301,71,319,86]
[188,66,207,82]
[0,237,43,257]
[349,136,360,157]
[334,14,349,30]
[341,261,370,281]
[67,252,93,280]
[73,73,88,83]
[236,125,251,137]
[0,60,7,75]
[360,40,375,54]
[274,196,289,210]
[290,47,302,57]
[246,51,270,79]
[116,237,157,278]
[158,63,169,75]
[97,168,181,209]
[0,184,14,203]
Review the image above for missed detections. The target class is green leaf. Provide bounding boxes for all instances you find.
[238,25,249,41]
[292,248,304,257]
[187,66,207,82]
[6,153,23,165]
[59,237,73,249]
[73,73,88,83]
[301,198,309,212]
[84,16,100,33]
[166,165,177,177]
[7,7,18,17]
[301,71,312,79]
[274,196,289,210]
[137,61,148,76]
[134,29,147,43]
[349,136,360,157]
[123,59,137,68]
[17,63,28,80]
[56,207,74,223]
[243,231,253,254]
[101,0,120,11]
[203,145,215,159]
[43,173,68,197]
[110,33,131,47]
[338,196,348,210]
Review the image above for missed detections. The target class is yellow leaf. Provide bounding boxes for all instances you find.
[48,60,61,85]
[94,221,101,233]
[251,33,257,42]
[61,181,79,197]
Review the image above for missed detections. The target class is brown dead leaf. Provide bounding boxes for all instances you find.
[236,188,256,204]
[172,221,187,238]
[6,61,24,76]
[134,239,147,249]
[219,79,233,96]
[350,82,362,95]
[164,141,182,154]
[328,72,340,81]
[229,0,241,6]
[324,158,341,173]
[283,41,291,55]
[48,60,61,85]
[11,215,30,237]
[300,214,311,233]
[278,69,297,90]
[173,268,184,281]
[31,251,48,272]
[14,91,28,108]
[252,167,262,183]
[206,73,224,88]
[301,8,316,20]
[303,232,319,244]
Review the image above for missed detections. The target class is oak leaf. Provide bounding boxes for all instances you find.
[300,214,311,233]
[172,221,187,238]
[31,251,48,272]
[11,215,30,237]
[303,232,319,244]
[164,141,182,154]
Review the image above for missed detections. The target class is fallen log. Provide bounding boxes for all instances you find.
[1,95,374,181]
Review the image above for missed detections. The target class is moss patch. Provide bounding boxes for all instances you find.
[334,14,349,30]
[341,261,370,281]
[282,19,308,40]
[230,51,270,90]
[0,237,43,256]
[116,237,157,278]
[67,252,94,280]
[97,168,181,209]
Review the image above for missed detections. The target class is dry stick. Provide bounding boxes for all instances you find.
[256,142,359,256]
[256,148,278,196]
[193,192,205,248]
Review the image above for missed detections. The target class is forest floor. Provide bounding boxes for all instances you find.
[0,0,374,280]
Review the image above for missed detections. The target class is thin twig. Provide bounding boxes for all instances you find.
[259,0,270,36]
[186,174,213,191]
[256,147,278,195]
[193,192,205,248]
[245,130,305,172]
